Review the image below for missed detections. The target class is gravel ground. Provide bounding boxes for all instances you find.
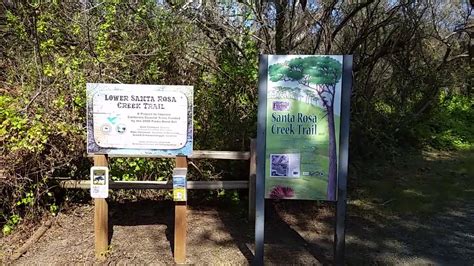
[1,199,473,265]
[1,150,473,265]
[1,200,324,265]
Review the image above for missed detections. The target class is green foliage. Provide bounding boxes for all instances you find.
[109,158,173,181]
[2,214,21,236]
[1,0,196,228]
[16,191,35,207]
[0,96,51,153]
[193,34,258,151]
[426,93,474,150]
[353,150,474,216]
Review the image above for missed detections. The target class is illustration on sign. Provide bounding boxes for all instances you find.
[86,83,193,156]
[264,55,343,201]
[90,166,109,198]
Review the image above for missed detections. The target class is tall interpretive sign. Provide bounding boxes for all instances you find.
[264,55,344,201]
[255,55,353,265]
[86,83,193,156]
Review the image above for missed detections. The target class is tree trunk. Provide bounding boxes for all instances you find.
[275,0,288,54]
[327,106,337,201]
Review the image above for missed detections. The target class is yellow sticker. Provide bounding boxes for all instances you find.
[173,187,187,201]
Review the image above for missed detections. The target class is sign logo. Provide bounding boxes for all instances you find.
[272,101,290,111]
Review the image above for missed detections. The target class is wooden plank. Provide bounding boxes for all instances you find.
[96,150,250,160]
[189,150,250,160]
[0,157,5,179]
[58,180,248,190]
[10,220,52,261]
[93,155,108,261]
[105,180,168,189]
[248,138,257,221]
[174,156,187,264]
[188,180,247,189]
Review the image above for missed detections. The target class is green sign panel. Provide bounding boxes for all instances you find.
[264,55,343,201]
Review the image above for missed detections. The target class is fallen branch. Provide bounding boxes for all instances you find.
[380,199,395,206]
[10,220,52,262]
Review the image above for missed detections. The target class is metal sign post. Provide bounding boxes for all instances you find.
[254,55,268,266]
[334,55,353,265]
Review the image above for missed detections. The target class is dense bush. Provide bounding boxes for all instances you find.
[425,93,474,150]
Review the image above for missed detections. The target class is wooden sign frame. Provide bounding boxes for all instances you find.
[92,155,188,264]
[87,83,194,263]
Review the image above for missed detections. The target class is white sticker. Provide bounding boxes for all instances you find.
[90,166,109,198]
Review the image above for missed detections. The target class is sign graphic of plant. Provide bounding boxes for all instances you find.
[269,56,342,200]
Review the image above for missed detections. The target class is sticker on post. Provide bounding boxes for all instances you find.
[90,166,109,198]
[173,174,187,201]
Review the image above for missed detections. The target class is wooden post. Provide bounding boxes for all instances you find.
[248,138,257,221]
[94,155,108,260]
[174,156,187,264]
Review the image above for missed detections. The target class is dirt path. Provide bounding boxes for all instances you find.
[2,199,473,265]
[4,202,249,265]
[1,150,473,265]
[2,201,324,265]
[345,200,474,264]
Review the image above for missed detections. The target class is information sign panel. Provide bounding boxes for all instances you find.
[254,55,353,265]
[87,83,193,156]
[263,55,344,201]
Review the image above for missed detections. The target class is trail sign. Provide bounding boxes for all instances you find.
[264,55,344,201]
[85,84,194,262]
[255,55,353,265]
[86,83,193,157]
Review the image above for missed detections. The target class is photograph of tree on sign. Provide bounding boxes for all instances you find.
[265,55,343,201]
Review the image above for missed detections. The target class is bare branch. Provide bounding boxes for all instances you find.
[331,0,374,42]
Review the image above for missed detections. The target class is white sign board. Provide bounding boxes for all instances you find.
[87,83,193,156]
[90,166,109,198]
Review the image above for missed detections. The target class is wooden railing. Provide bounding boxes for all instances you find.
[57,147,256,213]
[56,139,257,263]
